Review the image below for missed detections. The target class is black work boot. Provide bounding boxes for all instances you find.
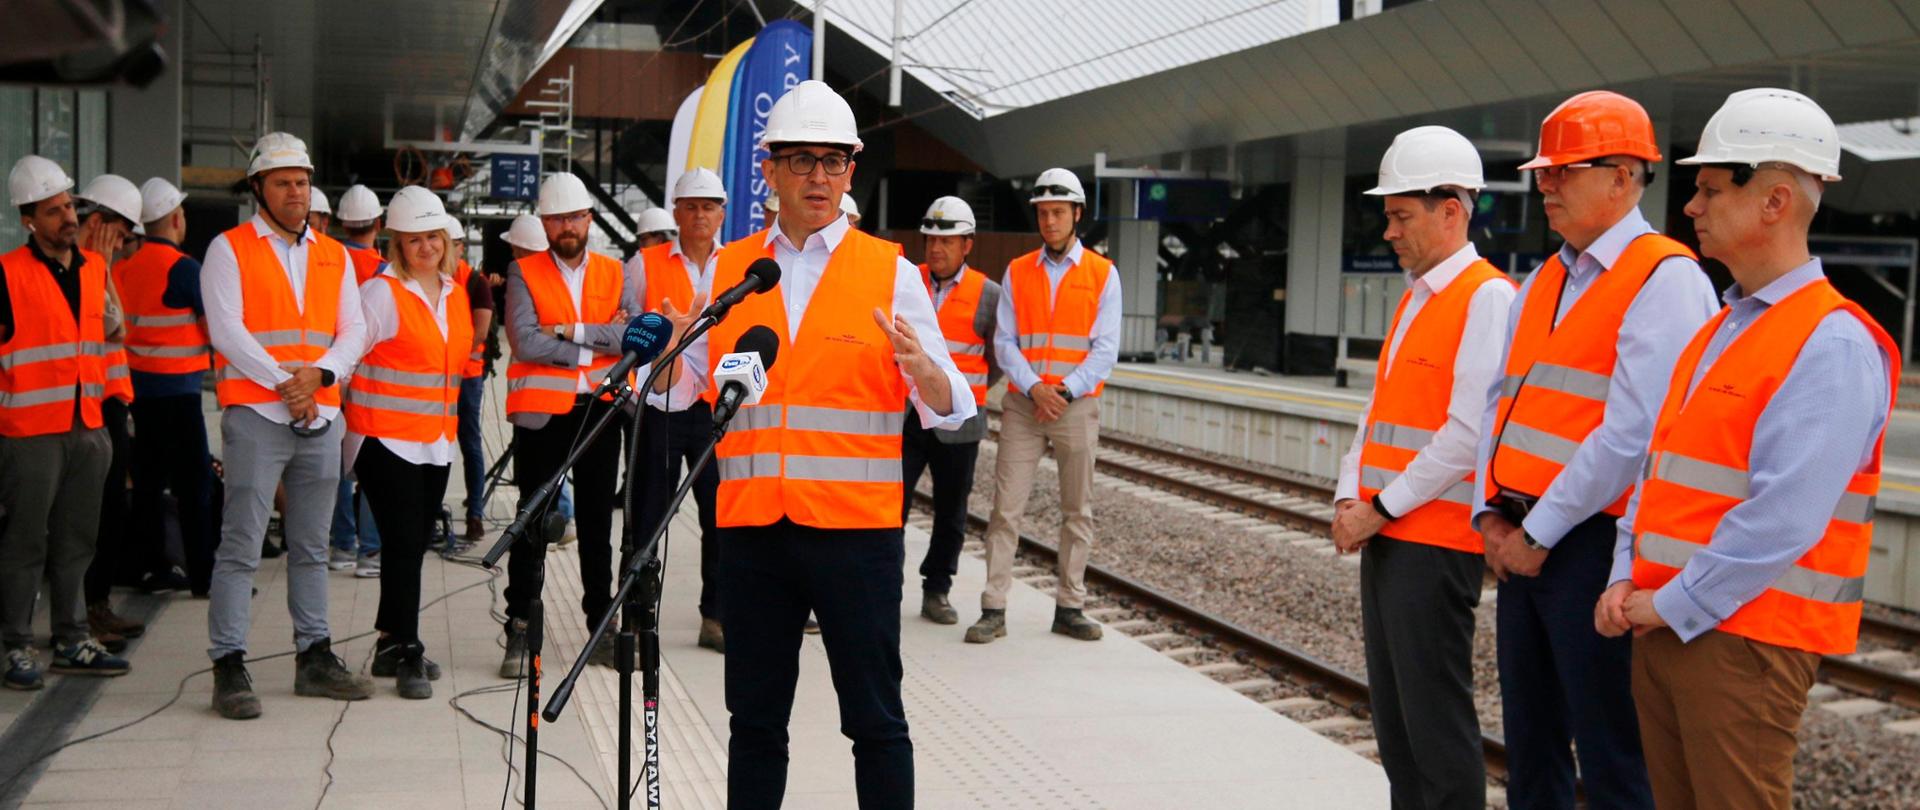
[391,641,432,700]
[697,618,725,653]
[1050,606,1103,641]
[964,609,1007,644]
[293,639,374,700]
[373,638,442,680]
[499,619,528,679]
[920,591,958,625]
[212,652,262,720]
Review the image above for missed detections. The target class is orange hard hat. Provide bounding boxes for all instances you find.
[1518,90,1662,170]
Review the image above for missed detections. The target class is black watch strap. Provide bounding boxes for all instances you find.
[318,368,336,387]
[1370,493,1398,521]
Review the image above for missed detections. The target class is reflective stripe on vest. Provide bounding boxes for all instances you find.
[923,264,990,406]
[1356,259,1511,553]
[113,240,210,375]
[707,228,909,529]
[1487,233,1696,515]
[1008,248,1111,397]
[0,245,109,436]
[504,251,624,415]
[1630,279,1896,655]
[210,224,347,409]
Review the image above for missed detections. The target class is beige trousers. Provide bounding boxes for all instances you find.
[981,390,1099,610]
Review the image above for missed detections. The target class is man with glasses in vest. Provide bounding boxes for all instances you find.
[651,80,972,809]
[629,168,728,652]
[201,132,374,719]
[118,177,214,597]
[1600,89,1894,810]
[905,195,1000,626]
[499,172,640,676]
[1334,126,1515,810]
[1,155,133,690]
[968,167,1120,645]
[1474,91,1717,808]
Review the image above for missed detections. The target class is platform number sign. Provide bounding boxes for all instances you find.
[490,154,540,201]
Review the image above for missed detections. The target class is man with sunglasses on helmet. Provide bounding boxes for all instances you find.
[200,132,374,720]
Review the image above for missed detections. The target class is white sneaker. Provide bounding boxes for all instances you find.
[328,547,357,572]
[353,552,381,578]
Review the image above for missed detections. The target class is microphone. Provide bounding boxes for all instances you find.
[713,324,780,426]
[701,258,781,319]
[590,312,673,399]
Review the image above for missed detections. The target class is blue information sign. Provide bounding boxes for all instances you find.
[490,154,540,201]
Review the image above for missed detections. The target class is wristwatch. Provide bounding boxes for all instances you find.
[1060,389,1075,403]
[318,368,336,387]
[552,324,567,340]
[1522,531,1547,551]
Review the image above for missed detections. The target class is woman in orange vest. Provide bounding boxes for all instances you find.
[343,187,471,700]
[1600,89,1895,810]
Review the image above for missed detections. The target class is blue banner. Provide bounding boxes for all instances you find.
[722,20,811,243]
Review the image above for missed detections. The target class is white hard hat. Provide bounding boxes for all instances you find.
[444,220,466,241]
[636,207,677,237]
[1365,125,1486,196]
[9,155,75,207]
[1677,88,1843,182]
[1029,168,1086,205]
[759,80,863,153]
[308,186,332,215]
[337,184,383,223]
[139,177,188,224]
[501,213,550,251]
[76,174,143,226]
[384,186,458,234]
[248,132,313,177]
[537,173,595,216]
[672,167,727,203]
[920,196,976,236]
[840,193,860,221]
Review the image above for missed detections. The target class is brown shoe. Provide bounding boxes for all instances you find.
[1050,606,1103,641]
[697,618,725,653]
[465,516,486,546]
[88,601,145,639]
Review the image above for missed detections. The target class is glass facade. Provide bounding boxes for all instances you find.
[2,87,110,249]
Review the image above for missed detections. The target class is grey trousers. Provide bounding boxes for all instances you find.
[0,423,111,648]
[207,407,341,660]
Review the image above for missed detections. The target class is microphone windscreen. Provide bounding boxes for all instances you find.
[621,312,673,364]
[737,323,780,371]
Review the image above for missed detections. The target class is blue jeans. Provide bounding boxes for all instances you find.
[329,477,381,555]
[458,375,487,520]
[556,477,575,520]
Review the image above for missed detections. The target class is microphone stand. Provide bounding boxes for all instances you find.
[543,306,738,810]
[479,378,644,810]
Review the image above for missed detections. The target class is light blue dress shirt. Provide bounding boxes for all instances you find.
[1472,209,1720,546]
[1607,259,1891,641]
[992,239,1123,399]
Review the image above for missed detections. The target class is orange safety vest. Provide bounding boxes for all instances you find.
[707,228,908,529]
[113,240,210,375]
[1486,234,1696,515]
[452,259,484,379]
[347,243,384,285]
[103,342,133,403]
[345,271,472,443]
[504,251,624,416]
[0,245,109,436]
[210,224,347,409]
[1631,279,1897,655]
[1358,259,1513,553]
[1007,246,1112,397]
[639,242,697,314]
[921,264,989,406]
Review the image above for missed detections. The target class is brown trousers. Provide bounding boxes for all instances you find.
[981,390,1099,610]
[1631,627,1820,810]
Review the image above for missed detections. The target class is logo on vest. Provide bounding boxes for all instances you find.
[1705,381,1746,400]
[825,333,869,347]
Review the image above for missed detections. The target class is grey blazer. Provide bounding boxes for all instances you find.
[502,254,642,430]
[925,275,1002,445]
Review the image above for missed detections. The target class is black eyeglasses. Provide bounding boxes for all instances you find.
[771,152,852,176]
[1030,184,1076,200]
[288,416,333,438]
[1532,162,1621,181]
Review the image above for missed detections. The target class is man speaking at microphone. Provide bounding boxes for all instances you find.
[655,80,973,808]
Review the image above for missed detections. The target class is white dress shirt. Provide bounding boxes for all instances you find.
[625,237,717,413]
[552,249,601,393]
[343,266,459,471]
[1335,243,1516,517]
[201,214,368,425]
[672,214,974,430]
[992,239,1123,399]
